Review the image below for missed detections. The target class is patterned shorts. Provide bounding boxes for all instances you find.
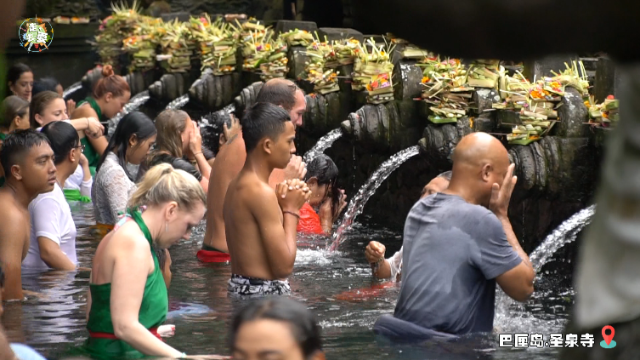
[228,274,291,297]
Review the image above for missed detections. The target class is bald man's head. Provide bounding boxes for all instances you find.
[449,133,511,206]
[256,79,306,127]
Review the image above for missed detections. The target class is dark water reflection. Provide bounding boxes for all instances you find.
[2,205,572,360]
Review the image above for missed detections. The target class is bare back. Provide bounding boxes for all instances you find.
[224,171,285,280]
[203,132,288,252]
[0,190,31,300]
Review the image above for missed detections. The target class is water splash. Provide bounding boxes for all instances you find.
[303,128,343,162]
[63,82,82,99]
[165,94,190,111]
[494,205,595,328]
[328,145,420,251]
[107,90,151,136]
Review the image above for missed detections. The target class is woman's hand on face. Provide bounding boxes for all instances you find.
[189,120,203,155]
[79,153,90,169]
[335,189,347,219]
[66,99,76,116]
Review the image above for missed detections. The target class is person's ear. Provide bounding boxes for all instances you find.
[165,201,178,221]
[481,163,492,182]
[105,92,113,103]
[307,177,318,187]
[262,138,272,155]
[10,164,23,181]
[70,147,78,163]
[219,133,226,146]
[12,115,22,128]
[129,134,138,148]
[34,113,44,126]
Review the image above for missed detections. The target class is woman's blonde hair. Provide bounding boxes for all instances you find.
[153,109,190,159]
[128,163,206,211]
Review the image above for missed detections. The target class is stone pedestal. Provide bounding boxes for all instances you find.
[275,20,318,34]
[318,27,363,42]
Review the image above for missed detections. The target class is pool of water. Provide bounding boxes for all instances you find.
[3,203,574,359]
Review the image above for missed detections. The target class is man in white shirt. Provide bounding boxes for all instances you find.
[364,171,451,281]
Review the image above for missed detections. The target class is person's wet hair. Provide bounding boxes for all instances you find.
[32,77,61,98]
[201,110,231,156]
[129,163,206,212]
[0,129,50,176]
[0,95,29,129]
[93,65,130,99]
[241,102,291,152]
[255,80,300,111]
[153,109,189,158]
[6,63,32,94]
[304,154,340,215]
[30,91,63,128]
[230,297,323,359]
[40,121,79,165]
[96,111,156,180]
[0,264,4,289]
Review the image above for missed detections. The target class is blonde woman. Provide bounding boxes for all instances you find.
[84,163,206,358]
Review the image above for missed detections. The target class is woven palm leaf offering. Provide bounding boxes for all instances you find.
[258,36,289,80]
[467,59,501,88]
[332,38,359,65]
[156,20,192,73]
[549,61,590,97]
[418,56,472,124]
[352,38,395,104]
[304,37,340,94]
[122,16,160,72]
[238,20,272,72]
[506,83,558,145]
[494,71,531,110]
[197,17,239,74]
[94,0,142,67]
[587,95,619,128]
[281,29,315,47]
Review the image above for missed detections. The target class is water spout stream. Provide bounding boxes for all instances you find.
[328,145,420,251]
[303,128,343,162]
[494,205,596,323]
[107,90,151,136]
[63,82,82,99]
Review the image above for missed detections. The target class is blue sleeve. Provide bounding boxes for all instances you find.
[474,211,522,280]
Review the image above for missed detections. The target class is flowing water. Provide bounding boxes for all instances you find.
[107,90,151,136]
[4,202,573,360]
[493,205,594,339]
[329,146,420,251]
[165,94,190,111]
[303,128,343,163]
[63,82,82,99]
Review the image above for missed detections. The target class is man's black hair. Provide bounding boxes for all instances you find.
[0,129,50,178]
[255,80,300,111]
[241,102,291,153]
[40,121,79,165]
[32,77,61,98]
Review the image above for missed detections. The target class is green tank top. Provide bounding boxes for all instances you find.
[63,189,91,203]
[84,209,168,358]
[77,97,104,174]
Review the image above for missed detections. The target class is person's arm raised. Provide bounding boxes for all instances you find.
[490,164,535,302]
[110,232,184,357]
[0,211,26,300]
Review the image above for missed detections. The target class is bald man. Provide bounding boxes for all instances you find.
[199,79,307,262]
[375,133,534,339]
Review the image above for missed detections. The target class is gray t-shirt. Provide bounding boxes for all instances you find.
[394,193,522,335]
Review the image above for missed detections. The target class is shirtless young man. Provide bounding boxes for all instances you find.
[0,130,57,300]
[199,78,307,262]
[224,103,310,296]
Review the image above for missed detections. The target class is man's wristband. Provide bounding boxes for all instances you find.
[283,210,300,219]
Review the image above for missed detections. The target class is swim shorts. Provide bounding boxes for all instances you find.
[228,274,291,296]
[196,243,231,263]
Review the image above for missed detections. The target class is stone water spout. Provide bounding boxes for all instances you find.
[80,66,158,98]
[188,69,242,110]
